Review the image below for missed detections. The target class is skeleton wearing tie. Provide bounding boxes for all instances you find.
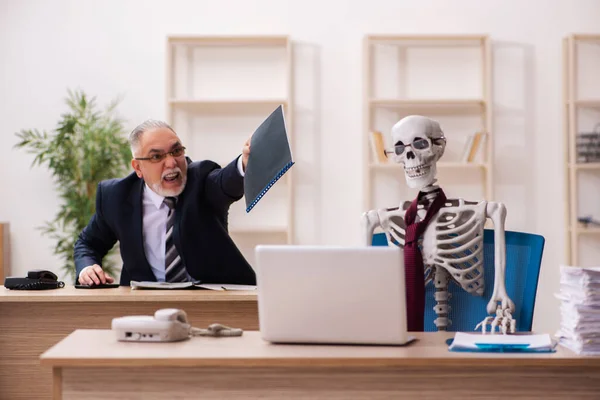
[361,115,515,334]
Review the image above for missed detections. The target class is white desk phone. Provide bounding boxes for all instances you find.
[111,308,243,342]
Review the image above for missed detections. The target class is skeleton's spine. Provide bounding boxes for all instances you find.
[421,180,441,205]
[432,267,451,331]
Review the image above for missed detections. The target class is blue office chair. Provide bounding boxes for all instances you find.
[372,229,545,332]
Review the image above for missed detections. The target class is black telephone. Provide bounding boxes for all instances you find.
[4,269,65,290]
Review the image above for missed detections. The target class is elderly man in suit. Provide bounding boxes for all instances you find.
[74,119,255,286]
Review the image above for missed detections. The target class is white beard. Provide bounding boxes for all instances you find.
[150,174,187,197]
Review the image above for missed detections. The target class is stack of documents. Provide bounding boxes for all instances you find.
[555,265,600,355]
[448,332,554,353]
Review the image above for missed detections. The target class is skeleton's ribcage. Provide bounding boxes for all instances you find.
[379,199,487,295]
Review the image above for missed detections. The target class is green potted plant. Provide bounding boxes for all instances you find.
[14,89,131,282]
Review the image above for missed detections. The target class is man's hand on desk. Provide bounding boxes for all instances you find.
[79,265,114,285]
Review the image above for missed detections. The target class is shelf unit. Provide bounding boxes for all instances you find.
[363,35,493,212]
[563,34,600,266]
[165,35,294,265]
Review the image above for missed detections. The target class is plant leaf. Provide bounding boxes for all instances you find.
[14,89,131,281]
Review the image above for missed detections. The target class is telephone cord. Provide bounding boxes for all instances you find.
[190,323,243,337]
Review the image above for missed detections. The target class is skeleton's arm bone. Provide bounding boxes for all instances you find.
[485,201,515,314]
[361,210,381,246]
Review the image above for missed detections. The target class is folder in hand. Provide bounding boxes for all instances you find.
[244,105,294,212]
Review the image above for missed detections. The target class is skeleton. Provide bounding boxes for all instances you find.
[361,115,515,334]
[475,307,516,335]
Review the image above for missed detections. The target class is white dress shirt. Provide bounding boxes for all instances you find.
[142,156,245,281]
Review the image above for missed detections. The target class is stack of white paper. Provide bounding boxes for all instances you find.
[555,265,600,355]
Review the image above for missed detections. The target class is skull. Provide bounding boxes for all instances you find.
[389,115,446,189]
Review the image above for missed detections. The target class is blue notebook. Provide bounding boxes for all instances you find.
[244,105,294,212]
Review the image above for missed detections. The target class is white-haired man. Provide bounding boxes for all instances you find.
[74,120,255,286]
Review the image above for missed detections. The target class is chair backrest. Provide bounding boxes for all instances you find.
[371,229,545,332]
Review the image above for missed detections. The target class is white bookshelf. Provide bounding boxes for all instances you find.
[563,34,600,266]
[165,35,294,265]
[363,35,493,212]
[167,99,288,112]
[369,162,487,170]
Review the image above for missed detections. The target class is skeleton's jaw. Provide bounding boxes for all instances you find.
[403,163,437,189]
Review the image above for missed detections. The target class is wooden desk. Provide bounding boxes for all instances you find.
[41,330,600,400]
[0,286,258,400]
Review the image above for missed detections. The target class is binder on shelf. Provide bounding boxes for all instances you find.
[460,133,475,162]
[461,131,487,163]
[369,131,388,164]
[576,124,600,163]
[244,104,294,213]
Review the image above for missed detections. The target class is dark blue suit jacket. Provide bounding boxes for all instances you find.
[74,157,256,286]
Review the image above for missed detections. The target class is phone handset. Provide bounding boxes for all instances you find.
[112,308,191,342]
[112,308,242,342]
[4,269,65,290]
[154,308,189,324]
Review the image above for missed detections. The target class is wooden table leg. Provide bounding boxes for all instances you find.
[52,367,62,400]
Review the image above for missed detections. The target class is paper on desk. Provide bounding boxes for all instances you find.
[130,281,256,291]
[560,265,600,286]
[556,338,600,355]
[130,281,195,290]
[560,265,600,275]
[449,332,553,351]
[196,284,257,291]
[556,265,600,354]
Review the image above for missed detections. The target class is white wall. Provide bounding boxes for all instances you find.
[1,0,599,333]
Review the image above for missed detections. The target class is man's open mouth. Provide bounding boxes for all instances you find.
[163,172,180,182]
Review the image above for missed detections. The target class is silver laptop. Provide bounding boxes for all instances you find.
[254,245,411,345]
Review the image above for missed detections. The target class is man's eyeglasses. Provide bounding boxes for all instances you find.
[384,137,445,157]
[135,147,186,163]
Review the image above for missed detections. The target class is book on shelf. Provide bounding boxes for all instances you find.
[369,131,388,164]
[578,216,600,228]
[461,131,488,163]
[576,129,600,163]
